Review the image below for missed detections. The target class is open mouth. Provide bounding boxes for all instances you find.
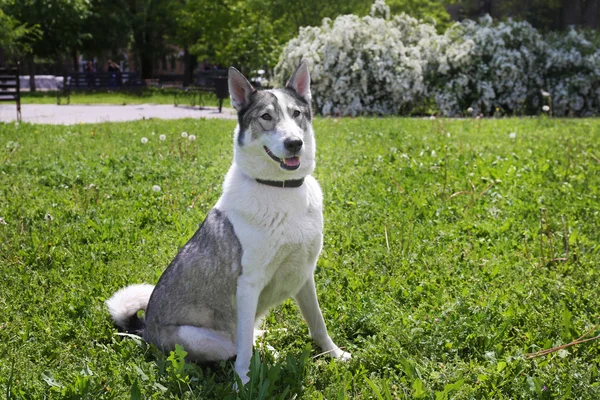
[264,146,300,170]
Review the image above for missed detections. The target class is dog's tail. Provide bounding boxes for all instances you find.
[105,284,155,334]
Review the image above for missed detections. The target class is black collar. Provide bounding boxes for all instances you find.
[255,178,305,188]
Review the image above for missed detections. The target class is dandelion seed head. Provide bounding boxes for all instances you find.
[159,134,166,141]
[542,105,550,112]
[181,132,188,138]
[0,217,6,225]
[467,107,473,113]
[152,185,161,192]
[429,115,436,120]
[141,137,148,144]
[189,134,196,141]
[44,213,54,221]
[509,132,517,139]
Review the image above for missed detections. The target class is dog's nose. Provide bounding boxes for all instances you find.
[284,138,303,153]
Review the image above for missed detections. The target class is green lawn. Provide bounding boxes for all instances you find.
[1,117,599,399]
[21,89,230,108]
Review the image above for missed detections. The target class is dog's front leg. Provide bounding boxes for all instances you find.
[294,275,351,361]
[234,276,260,386]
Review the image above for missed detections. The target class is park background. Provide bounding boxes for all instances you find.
[2,0,600,117]
[1,0,600,399]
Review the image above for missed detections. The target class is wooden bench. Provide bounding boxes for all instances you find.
[0,66,21,122]
[174,70,229,112]
[57,72,146,104]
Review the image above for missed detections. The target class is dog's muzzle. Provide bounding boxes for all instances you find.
[264,146,300,170]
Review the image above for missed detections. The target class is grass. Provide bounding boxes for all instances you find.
[1,116,599,398]
[20,88,230,108]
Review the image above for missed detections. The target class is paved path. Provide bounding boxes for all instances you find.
[0,104,237,125]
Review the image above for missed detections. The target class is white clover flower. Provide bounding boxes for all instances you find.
[159,134,166,141]
[542,105,550,112]
[181,132,188,138]
[509,132,517,139]
[152,185,161,192]
[189,135,196,141]
[141,137,148,144]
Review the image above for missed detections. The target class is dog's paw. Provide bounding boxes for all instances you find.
[331,347,352,361]
[233,371,250,391]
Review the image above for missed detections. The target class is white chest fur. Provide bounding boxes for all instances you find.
[216,165,323,314]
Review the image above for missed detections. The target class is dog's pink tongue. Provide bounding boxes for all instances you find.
[284,157,300,167]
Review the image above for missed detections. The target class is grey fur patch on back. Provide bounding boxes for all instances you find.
[144,208,242,339]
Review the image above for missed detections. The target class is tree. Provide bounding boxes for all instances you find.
[2,0,91,89]
[0,8,40,64]
[124,0,175,79]
[447,0,600,31]
[387,0,451,31]
[82,0,131,58]
[169,0,233,84]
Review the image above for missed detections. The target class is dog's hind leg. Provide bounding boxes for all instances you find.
[146,325,236,362]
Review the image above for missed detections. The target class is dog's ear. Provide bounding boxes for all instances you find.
[286,60,311,103]
[228,67,255,111]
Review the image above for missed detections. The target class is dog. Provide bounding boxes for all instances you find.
[106,61,351,386]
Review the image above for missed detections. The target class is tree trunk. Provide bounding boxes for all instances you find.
[183,46,192,87]
[583,0,599,28]
[561,0,582,28]
[72,50,79,72]
[140,53,153,80]
[28,54,36,92]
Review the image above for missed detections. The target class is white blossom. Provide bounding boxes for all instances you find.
[275,1,600,117]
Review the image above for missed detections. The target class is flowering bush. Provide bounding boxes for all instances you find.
[543,29,600,116]
[275,0,440,116]
[434,16,546,116]
[275,0,600,117]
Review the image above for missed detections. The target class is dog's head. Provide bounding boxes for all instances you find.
[228,61,315,181]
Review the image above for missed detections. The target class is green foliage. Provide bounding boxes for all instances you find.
[1,116,600,398]
[0,8,40,60]
[2,0,91,59]
[387,0,451,31]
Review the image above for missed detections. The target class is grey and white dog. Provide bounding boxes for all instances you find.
[106,61,351,386]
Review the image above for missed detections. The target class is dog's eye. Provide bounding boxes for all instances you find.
[261,113,272,121]
[293,110,301,118]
